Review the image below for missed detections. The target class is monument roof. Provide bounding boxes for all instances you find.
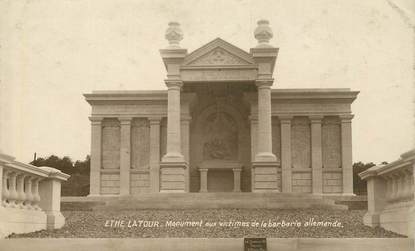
[182,38,255,67]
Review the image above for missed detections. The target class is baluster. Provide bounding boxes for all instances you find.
[32,178,41,210]
[2,169,9,207]
[24,176,34,210]
[8,172,18,207]
[16,173,27,209]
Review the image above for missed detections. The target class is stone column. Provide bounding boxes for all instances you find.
[160,80,187,192]
[255,80,276,162]
[233,168,242,192]
[199,169,208,193]
[280,115,293,193]
[181,115,191,192]
[310,115,323,195]
[89,117,103,196]
[149,117,161,193]
[340,114,354,195]
[250,80,279,192]
[163,81,184,162]
[119,117,132,196]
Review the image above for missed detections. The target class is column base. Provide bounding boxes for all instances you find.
[251,161,280,192]
[160,161,188,192]
[255,152,278,162]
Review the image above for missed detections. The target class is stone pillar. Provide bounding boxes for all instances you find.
[149,117,161,193]
[250,80,279,192]
[199,169,208,193]
[249,115,258,161]
[255,80,276,162]
[363,176,386,227]
[119,117,132,196]
[89,117,103,196]
[181,115,191,192]
[160,81,187,192]
[233,168,242,192]
[310,115,323,195]
[280,115,293,193]
[340,114,354,195]
[159,21,188,193]
[163,81,184,162]
[39,177,65,229]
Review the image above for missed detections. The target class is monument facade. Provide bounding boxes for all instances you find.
[84,20,358,196]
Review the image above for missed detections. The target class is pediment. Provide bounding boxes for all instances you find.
[183,38,254,67]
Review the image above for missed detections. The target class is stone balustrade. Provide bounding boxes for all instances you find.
[359,149,415,237]
[0,153,69,238]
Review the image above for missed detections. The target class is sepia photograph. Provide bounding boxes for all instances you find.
[0,0,414,250]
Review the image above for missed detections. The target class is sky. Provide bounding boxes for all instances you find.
[0,0,413,164]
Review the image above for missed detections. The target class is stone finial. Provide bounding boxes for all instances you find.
[165,21,183,48]
[254,19,273,48]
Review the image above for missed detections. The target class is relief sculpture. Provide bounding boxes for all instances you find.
[202,107,238,160]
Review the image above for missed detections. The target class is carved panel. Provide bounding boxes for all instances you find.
[272,117,281,160]
[131,118,150,169]
[202,112,238,160]
[188,47,250,66]
[102,119,120,169]
[323,171,342,193]
[322,117,341,168]
[291,117,311,169]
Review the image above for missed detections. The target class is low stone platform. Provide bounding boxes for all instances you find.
[64,193,348,210]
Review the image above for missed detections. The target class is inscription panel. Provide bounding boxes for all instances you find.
[131,118,150,169]
[102,119,120,169]
[291,117,311,169]
[322,117,341,169]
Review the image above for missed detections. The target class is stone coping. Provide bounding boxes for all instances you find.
[359,149,415,179]
[0,238,412,251]
[0,153,69,181]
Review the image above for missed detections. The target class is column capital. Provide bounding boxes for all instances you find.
[118,117,133,125]
[309,115,324,124]
[89,117,104,125]
[339,114,354,122]
[148,117,162,125]
[249,115,258,121]
[255,79,274,88]
[165,80,183,90]
[278,115,293,123]
[181,115,192,122]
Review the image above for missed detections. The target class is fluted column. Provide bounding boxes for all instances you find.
[280,115,293,193]
[119,117,132,196]
[255,80,276,162]
[89,117,103,196]
[162,81,184,162]
[340,114,354,195]
[310,115,323,194]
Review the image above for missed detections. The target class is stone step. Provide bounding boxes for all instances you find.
[92,193,347,211]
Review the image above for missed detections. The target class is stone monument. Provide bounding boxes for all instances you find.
[84,20,358,196]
